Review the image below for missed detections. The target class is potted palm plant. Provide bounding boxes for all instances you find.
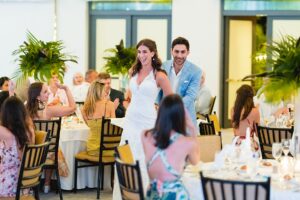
[103,39,136,90]
[12,31,77,84]
[243,35,300,132]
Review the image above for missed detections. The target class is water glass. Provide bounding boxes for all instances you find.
[272,143,282,162]
[282,139,290,156]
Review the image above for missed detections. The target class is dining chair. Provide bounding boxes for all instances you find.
[115,140,134,164]
[200,172,271,200]
[3,142,50,200]
[74,117,123,199]
[199,121,216,136]
[256,124,294,159]
[197,135,222,162]
[35,130,50,145]
[115,157,145,200]
[197,96,216,120]
[33,118,63,200]
[206,111,221,135]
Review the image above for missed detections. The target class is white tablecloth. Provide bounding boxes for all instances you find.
[59,121,112,190]
[182,162,300,200]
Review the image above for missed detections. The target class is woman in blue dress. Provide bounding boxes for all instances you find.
[142,94,199,199]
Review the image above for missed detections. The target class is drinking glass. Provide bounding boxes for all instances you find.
[272,143,282,162]
[282,139,290,156]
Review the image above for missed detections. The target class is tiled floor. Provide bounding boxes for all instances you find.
[40,189,113,200]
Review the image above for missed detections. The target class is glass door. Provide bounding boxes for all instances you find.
[89,12,171,90]
[223,17,255,127]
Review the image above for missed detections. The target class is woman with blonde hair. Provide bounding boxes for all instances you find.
[81,81,115,156]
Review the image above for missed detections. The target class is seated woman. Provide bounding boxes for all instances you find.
[142,94,199,199]
[70,72,90,102]
[47,73,69,106]
[0,76,9,92]
[0,96,35,197]
[26,81,76,193]
[231,85,260,146]
[81,81,115,156]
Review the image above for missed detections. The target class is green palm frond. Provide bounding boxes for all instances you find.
[243,35,300,103]
[12,31,78,84]
[103,39,136,76]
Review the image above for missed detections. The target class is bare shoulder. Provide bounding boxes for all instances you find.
[107,100,115,107]
[156,71,168,80]
[0,126,14,140]
[251,107,260,115]
[141,130,153,147]
[179,135,197,148]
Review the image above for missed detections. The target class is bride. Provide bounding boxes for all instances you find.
[113,38,172,199]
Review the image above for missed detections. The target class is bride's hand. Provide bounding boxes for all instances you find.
[185,109,197,137]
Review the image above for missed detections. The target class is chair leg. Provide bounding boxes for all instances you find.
[96,165,102,199]
[33,186,40,200]
[15,188,21,200]
[74,159,78,193]
[111,164,114,189]
[55,167,63,200]
[101,165,104,190]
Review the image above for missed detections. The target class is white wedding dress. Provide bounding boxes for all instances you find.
[113,71,159,199]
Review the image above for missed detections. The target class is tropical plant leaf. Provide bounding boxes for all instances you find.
[103,39,136,76]
[12,31,78,84]
[243,35,300,103]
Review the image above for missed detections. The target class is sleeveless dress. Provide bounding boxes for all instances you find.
[146,133,190,200]
[113,71,159,199]
[0,139,21,197]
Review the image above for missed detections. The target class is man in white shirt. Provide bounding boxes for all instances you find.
[98,72,126,118]
[158,37,202,127]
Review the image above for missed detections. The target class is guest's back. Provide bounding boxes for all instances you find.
[142,94,199,199]
[142,132,198,181]
[81,81,115,156]
[232,107,260,137]
[231,84,260,137]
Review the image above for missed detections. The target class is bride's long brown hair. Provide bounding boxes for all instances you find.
[131,38,163,77]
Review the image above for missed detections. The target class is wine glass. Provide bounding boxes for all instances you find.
[272,143,282,162]
[282,139,290,156]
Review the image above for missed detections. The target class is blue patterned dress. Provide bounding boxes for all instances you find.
[146,133,190,200]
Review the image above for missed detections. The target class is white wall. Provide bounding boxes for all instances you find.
[0,1,53,77]
[0,0,88,86]
[0,0,222,110]
[172,0,222,114]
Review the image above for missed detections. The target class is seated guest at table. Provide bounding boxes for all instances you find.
[142,94,199,199]
[231,84,260,138]
[195,70,212,115]
[0,76,9,92]
[0,81,17,115]
[26,81,76,193]
[98,72,126,118]
[70,72,90,102]
[85,69,98,84]
[0,96,35,198]
[81,81,115,156]
[254,81,288,125]
[47,73,69,106]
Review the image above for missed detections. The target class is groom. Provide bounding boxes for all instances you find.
[158,37,202,127]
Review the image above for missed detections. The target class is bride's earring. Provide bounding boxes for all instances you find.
[38,99,45,110]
